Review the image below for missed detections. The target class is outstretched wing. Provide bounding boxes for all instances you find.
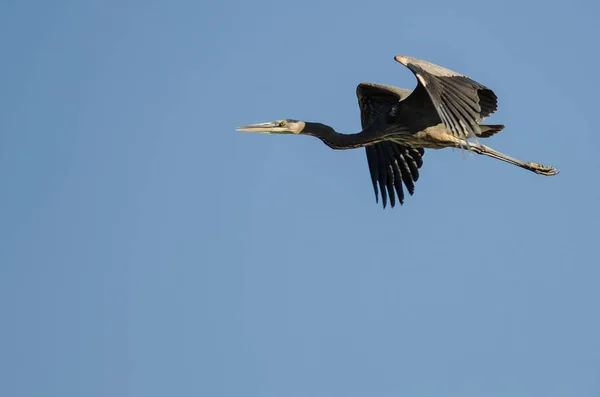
[356,82,424,208]
[394,55,498,140]
[365,143,425,208]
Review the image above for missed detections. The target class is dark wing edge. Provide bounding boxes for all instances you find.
[394,55,498,141]
[366,143,424,208]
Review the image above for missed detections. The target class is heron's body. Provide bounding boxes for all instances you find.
[391,124,462,149]
[237,55,558,208]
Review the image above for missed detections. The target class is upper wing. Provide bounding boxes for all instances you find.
[356,82,424,208]
[394,55,498,140]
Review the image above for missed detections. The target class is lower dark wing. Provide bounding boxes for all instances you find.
[356,82,425,208]
[394,55,498,140]
[365,143,425,208]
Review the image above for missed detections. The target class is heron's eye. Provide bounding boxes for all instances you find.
[279,121,286,127]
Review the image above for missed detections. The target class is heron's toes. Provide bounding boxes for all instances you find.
[529,162,559,176]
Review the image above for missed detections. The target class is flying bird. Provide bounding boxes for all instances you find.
[237,55,558,208]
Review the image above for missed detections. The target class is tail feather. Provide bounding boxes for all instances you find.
[478,124,504,138]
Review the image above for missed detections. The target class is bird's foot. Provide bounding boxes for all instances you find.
[528,162,559,176]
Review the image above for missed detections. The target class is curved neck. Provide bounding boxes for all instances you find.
[303,122,381,150]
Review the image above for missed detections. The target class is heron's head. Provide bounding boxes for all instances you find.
[236,119,306,135]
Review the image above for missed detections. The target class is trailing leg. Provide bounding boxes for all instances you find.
[468,143,558,176]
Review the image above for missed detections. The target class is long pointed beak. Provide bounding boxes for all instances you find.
[236,122,279,133]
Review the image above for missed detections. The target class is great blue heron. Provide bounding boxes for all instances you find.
[237,55,558,208]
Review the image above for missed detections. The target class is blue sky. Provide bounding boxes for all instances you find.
[1,0,599,396]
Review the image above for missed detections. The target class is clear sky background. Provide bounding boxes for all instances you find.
[1,0,599,396]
